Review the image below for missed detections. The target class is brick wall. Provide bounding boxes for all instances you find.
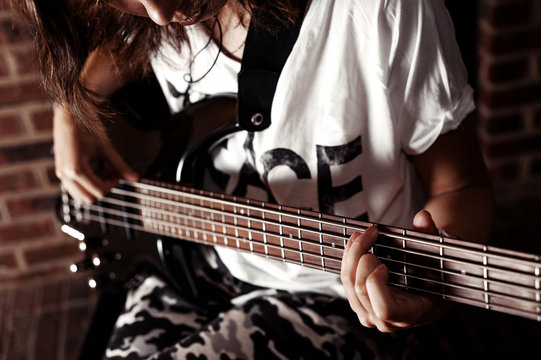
[0,0,540,285]
[478,0,541,252]
[0,0,80,287]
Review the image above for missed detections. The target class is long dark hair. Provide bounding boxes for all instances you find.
[12,0,301,132]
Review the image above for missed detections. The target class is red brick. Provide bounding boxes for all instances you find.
[6,194,58,217]
[46,166,60,185]
[483,133,541,158]
[10,47,39,76]
[487,57,531,85]
[0,252,17,270]
[0,220,55,245]
[23,241,79,266]
[481,112,524,135]
[0,54,8,77]
[0,170,39,193]
[479,24,541,56]
[0,264,73,285]
[488,161,521,182]
[0,0,12,10]
[0,114,24,137]
[483,0,535,28]
[0,140,53,165]
[30,108,53,131]
[480,82,541,110]
[534,109,541,128]
[0,17,33,44]
[0,80,45,106]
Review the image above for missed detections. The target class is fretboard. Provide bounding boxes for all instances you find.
[67,179,541,322]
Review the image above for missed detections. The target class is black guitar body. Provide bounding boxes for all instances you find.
[60,78,239,300]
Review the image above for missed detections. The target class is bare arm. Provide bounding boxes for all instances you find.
[413,113,494,244]
[341,113,494,332]
[54,47,139,203]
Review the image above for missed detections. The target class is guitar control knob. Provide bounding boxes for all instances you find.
[91,255,101,267]
[81,237,109,251]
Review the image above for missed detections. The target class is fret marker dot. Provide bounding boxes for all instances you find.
[240,209,245,215]
[461,269,467,275]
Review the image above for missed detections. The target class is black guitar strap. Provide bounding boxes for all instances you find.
[237,0,308,131]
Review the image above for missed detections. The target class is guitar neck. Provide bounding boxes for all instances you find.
[64,179,541,322]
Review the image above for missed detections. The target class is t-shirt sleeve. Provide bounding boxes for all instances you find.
[384,0,476,155]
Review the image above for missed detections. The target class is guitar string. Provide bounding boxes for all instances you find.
[70,200,541,301]
[71,190,541,287]
[74,196,541,289]
[95,181,541,272]
[69,208,541,320]
[119,180,541,268]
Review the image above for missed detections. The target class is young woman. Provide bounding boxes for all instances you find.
[15,0,494,358]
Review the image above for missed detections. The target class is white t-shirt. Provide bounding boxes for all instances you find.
[150,0,475,297]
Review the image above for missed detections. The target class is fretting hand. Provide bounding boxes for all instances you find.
[340,210,453,332]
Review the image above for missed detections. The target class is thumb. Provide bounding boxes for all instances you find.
[412,210,438,235]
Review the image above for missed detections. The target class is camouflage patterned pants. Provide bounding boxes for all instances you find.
[104,247,422,360]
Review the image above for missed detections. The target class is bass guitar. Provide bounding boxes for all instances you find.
[58,94,541,322]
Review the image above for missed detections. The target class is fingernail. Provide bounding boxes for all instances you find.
[364,226,377,236]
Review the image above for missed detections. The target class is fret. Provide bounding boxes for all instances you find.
[279,207,285,260]
[482,246,490,308]
[211,198,218,244]
[247,201,254,253]
[440,237,446,299]
[188,193,197,240]
[402,230,408,289]
[221,198,228,246]
[233,199,240,248]
[297,210,304,266]
[343,218,347,248]
[534,266,541,319]
[319,214,325,271]
[262,204,269,256]
[297,209,302,239]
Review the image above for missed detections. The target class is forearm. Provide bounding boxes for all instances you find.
[413,114,495,244]
[423,185,494,244]
[80,46,135,97]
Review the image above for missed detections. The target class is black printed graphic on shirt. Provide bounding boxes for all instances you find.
[316,136,368,220]
[207,133,367,220]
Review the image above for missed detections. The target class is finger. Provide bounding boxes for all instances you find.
[354,253,381,321]
[413,210,438,235]
[366,264,417,330]
[56,162,107,201]
[76,161,112,198]
[341,227,379,327]
[341,227,379,288]
[341,232,366,314]
[62,180,97,204]
[364,264,404,331]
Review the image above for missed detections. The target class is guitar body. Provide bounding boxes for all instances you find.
[61,92,239,294]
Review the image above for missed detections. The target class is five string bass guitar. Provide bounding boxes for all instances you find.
[58,94,541,322]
